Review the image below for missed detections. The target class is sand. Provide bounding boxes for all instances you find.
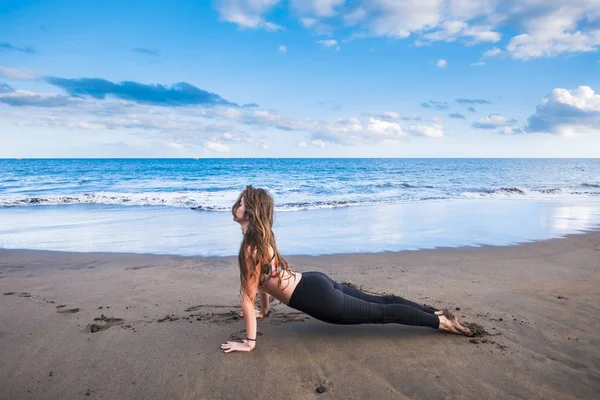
[1,232,599,400]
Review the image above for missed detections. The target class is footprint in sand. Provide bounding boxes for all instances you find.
[184,304,237,312]
[196,310,241,324]
[87,314,124,333]
[184,304,309,325]
[184,304,241,325]
[267,312,310,325]
[229,330,264,341]
[157,314,181,322]
[3,292,32,297]
[57,307,80,314]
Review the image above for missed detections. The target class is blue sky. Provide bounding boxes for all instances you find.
[1,0,599,158]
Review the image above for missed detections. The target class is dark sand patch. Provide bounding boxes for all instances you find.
[3,292,31,297]
[184,304,237,312]
[228,330,263,342]
[463,322,492,337]
[197,311,240,325]
[88,315,124,333]
[266,312,310,325]
[157,314,181,323]
[57,308,80,314]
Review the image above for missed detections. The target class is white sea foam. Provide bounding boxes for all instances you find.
[1,186,598,211]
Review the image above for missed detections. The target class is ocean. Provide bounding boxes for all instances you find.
[1,158,600,256]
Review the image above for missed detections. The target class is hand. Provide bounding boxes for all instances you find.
[239,308,267,318]
[221,340,255,353]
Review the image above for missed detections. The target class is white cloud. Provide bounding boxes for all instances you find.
[300,17,318,28]
[213,0,283,31]
[472,114,517,129]
[372,112,421,121]
[166,141,185,150]
[375,111,402,121]
[471,61,486,66]
[0,65,36,80]
[309,117,445,145]
[483,47,502,57]
[299,139,327,148]
[299,16,334,34]
[361,0,443,39]
[291,0,345,17]
[449,0,497,20]
[525,86,600,136]
[462,26,501,44]
[212,0,600,60]
[504,2,600,59]
[436,59,448,68]
[65,121,106,130]
[378,111,401,120]
[422,20,500,45]
[317,39,340,50]
[1,87,448,149]
[407,123,445,138]
[365,117,406,137]
[221,131,255,142]
[344,7,366,26]
[498,126,523,135]
[507,30,600,60]
[204,141,230,152]
[262,21,284,31]
[0,90,82,107]
[423,20,467,42]
[277,45,287,54]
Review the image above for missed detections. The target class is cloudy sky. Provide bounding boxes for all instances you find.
[1,0,599,158]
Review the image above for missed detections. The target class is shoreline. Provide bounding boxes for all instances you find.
[1,231,599,399]
[1,225,599,261]
[3,197,600,256]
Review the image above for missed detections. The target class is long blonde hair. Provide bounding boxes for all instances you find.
[232,186,294,299]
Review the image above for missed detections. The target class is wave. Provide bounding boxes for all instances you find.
[0,192,451,211]
[0,192,235,210]
[461,186,600,199]
[1,186,599,210]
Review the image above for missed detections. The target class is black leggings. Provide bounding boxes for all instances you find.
[288,272,440,329]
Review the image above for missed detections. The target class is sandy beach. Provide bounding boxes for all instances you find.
[1,232,599,400]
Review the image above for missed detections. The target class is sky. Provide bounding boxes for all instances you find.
[1,0,600,158]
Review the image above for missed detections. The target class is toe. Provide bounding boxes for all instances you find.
[456,321,472,336]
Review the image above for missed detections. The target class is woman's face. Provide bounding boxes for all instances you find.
[234,195,246,223]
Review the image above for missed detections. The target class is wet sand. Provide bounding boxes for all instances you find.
[1,232,599,399]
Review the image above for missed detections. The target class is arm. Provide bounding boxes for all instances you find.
[221,250,260,353]
[259,289,270,316]
[241,276,258,346]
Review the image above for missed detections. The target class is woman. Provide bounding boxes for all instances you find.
[221,186,472,353]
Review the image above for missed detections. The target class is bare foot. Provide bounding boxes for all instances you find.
[435,308,454,317]
[438,313,472,336]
